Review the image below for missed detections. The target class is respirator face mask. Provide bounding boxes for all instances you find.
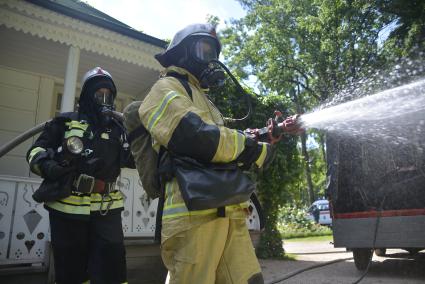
[94,88,114,125]
[190,37,225,88]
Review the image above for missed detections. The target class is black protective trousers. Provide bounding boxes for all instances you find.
[49,211,127,284]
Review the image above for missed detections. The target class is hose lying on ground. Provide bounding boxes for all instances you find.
[266,256,354,284]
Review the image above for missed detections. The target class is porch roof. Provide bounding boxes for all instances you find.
[0,0,168,98]
[26,0,167,48]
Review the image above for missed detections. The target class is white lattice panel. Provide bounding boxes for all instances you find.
[119,169,157,237]
[118,169,134,235]
[131,177,158,237]
[9,180,49,262]
[0,180,15,261]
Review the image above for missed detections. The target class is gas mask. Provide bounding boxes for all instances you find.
[183,37,225,88]
[94,88,115,125]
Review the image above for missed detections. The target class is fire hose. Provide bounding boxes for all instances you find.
[245,111,304,144]
[0,111,124,159]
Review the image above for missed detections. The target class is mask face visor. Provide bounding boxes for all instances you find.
[192,37,218,63]
[94,89,114,107]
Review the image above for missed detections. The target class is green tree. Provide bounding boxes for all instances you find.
[377,0,425,58]
[219,0,391,257]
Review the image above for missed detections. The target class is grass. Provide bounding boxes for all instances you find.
[280,225,333,239]
[282,253,297,260]
[284,235,333,242]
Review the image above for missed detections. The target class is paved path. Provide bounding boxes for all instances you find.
[2,239,424,283]
[261,240,425,284]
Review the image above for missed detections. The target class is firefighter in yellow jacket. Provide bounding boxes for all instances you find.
[139,23,275,284]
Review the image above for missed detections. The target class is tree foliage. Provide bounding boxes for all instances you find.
[212,0,424,258]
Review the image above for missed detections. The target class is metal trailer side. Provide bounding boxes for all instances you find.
[325,118,425,270]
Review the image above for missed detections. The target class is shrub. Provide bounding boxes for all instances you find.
[278,205,332,239]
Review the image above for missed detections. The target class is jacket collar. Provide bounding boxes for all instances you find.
[162,66,207,90]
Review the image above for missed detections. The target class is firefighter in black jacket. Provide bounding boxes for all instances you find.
[27,67,133,284]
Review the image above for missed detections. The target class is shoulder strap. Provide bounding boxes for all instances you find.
[166,72,193,100]
[128,124,148,144]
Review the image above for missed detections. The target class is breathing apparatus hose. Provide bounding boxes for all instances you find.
[0,120,50,159]
[211,59,252,123]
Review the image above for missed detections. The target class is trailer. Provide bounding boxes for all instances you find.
[326,115,425,270]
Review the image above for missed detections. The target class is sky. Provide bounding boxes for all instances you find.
[85,0,246,40]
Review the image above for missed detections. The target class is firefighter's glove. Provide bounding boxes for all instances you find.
[244,128,259,141]
[267,118,283,144]
[237,137,275,170]
[40,159,74,180]
[282,114,304,135]
[236,136,263,170]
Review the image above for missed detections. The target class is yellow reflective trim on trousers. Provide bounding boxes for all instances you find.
[255,143,267,167]
[162,202,248,220]
[147,91,181,132]
[90,191,123,201]
[60,195,91,205]
[162,203,217,220]
[45,192,124,215]
[232,131,246,161]
[90,198,124,212]
[46,201,90,215]
[65,121,88,131]
[90,191,124,211]
[46,198,124,214]
[64,129,85,138]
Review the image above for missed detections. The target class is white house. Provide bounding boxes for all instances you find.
[0,0,168,272]
[0,0,167,177]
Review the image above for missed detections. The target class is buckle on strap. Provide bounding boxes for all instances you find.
[74,174,95,193]
[104,182,115,194]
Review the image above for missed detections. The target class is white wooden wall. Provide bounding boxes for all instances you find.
[0,66,55,177]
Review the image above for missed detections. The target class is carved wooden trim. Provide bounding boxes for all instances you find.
[0,0,163,70]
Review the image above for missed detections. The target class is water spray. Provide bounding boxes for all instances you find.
[298,78,425,145]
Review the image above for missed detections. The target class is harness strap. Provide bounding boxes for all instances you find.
[166,72,193,100]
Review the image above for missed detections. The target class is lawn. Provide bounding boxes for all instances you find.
[284,235,333,242]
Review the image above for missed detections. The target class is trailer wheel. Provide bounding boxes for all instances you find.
[374,248,386,256]
[353,248,372,270]
[247,193,265,231]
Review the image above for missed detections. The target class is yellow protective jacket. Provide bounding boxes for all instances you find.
[138,66,267,241]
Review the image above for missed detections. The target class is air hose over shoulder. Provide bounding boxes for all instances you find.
[210,59,252,123]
